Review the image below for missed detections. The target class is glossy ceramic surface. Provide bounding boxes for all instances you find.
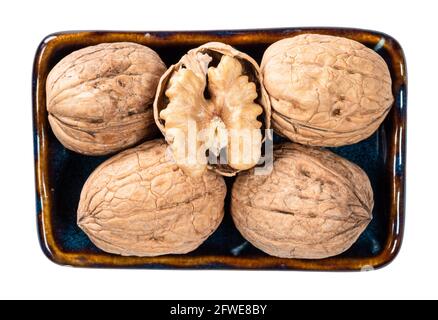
[33,28,407,270]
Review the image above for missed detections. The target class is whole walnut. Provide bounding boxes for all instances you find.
[154,42,271,178]
[261,34,394,146]
[77,139,226,257]
[231,143,373,259]
[46,42,166,155]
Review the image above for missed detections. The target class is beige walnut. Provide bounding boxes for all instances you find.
[231,143,373,259]
[77,139,226,257]
[46,42,166,155]
[261,34,394,146]
[154,42,271,178]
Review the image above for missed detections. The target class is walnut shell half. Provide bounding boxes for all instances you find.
[261,34,394,147]
[231,143,373,259]
[154,42,271,178]
[46,42,166,155]
[77,139,226,257]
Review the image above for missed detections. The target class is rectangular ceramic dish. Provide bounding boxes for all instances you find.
[33,28,407,270]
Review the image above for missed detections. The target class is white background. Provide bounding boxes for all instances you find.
[0,0,436,300]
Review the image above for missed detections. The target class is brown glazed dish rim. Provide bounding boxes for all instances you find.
[33,28,407,271]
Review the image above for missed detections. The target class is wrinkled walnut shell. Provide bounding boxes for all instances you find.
[154,42,271,177]
[46,42,166,155]
[77,139,226,257]
[261,34,394,147]
[231,143,373,259]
